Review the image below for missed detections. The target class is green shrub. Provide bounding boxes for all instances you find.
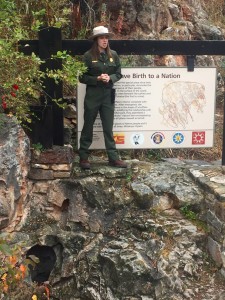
[0,0,86,124]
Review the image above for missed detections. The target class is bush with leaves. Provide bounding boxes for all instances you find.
[0,0,86,124]
[0,234,50,300]
[0,1,42,123]
[0,234,28,298]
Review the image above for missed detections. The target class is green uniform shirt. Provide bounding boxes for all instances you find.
[79,49,122,87]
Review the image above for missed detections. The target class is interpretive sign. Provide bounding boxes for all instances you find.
[77,67,217,149]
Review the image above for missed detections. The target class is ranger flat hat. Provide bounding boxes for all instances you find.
[89,26,114,40]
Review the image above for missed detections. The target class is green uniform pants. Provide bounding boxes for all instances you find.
[79,86,119,161]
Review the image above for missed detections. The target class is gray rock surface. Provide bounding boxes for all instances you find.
[110,0,223,40]
[0,115,30,229]
[2,154,225,299]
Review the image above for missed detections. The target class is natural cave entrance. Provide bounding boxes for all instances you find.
[26,245,57,283]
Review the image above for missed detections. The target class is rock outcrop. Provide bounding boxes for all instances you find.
[108,0,223,40]
[0,115,30,230]
[1,116,225,299]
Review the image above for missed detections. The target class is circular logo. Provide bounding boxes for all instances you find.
[151,132,165,145]
[173,132,184,144]
[130,133,144,146]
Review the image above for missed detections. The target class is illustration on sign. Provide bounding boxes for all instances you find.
[159,82,206,128]
[77,67,216,149]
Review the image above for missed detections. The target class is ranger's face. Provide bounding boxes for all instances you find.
[97,35,109,51]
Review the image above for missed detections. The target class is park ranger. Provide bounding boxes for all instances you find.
[78,26,127,170]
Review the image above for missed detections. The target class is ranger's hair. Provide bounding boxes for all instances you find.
[90,38,113,61]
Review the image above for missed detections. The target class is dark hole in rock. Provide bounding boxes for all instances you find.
[26,245,56,283]
[60,198,70,229]
[61,198,70,212]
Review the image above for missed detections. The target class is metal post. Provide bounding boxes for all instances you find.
[38,27,64,146]
[29,105,53,149]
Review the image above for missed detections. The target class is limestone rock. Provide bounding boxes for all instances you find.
[131,182,154,209]
[109,0,224,41]
[0,115,30,229]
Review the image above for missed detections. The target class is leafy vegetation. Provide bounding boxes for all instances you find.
[180,204,198,220]
[0,234,51,300]
[0,0,86,124]
[32,142,44,152]
[180,205,210,232]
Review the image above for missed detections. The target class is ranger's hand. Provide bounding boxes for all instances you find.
[98,74,110,83]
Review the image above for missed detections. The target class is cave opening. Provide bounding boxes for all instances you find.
[26,244,57,283]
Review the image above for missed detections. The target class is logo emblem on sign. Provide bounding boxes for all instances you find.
[131,133,144,146]
[151,132,165,145]
[173,132,184,144]
[192,131,205,145]
[114,133,125,144]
